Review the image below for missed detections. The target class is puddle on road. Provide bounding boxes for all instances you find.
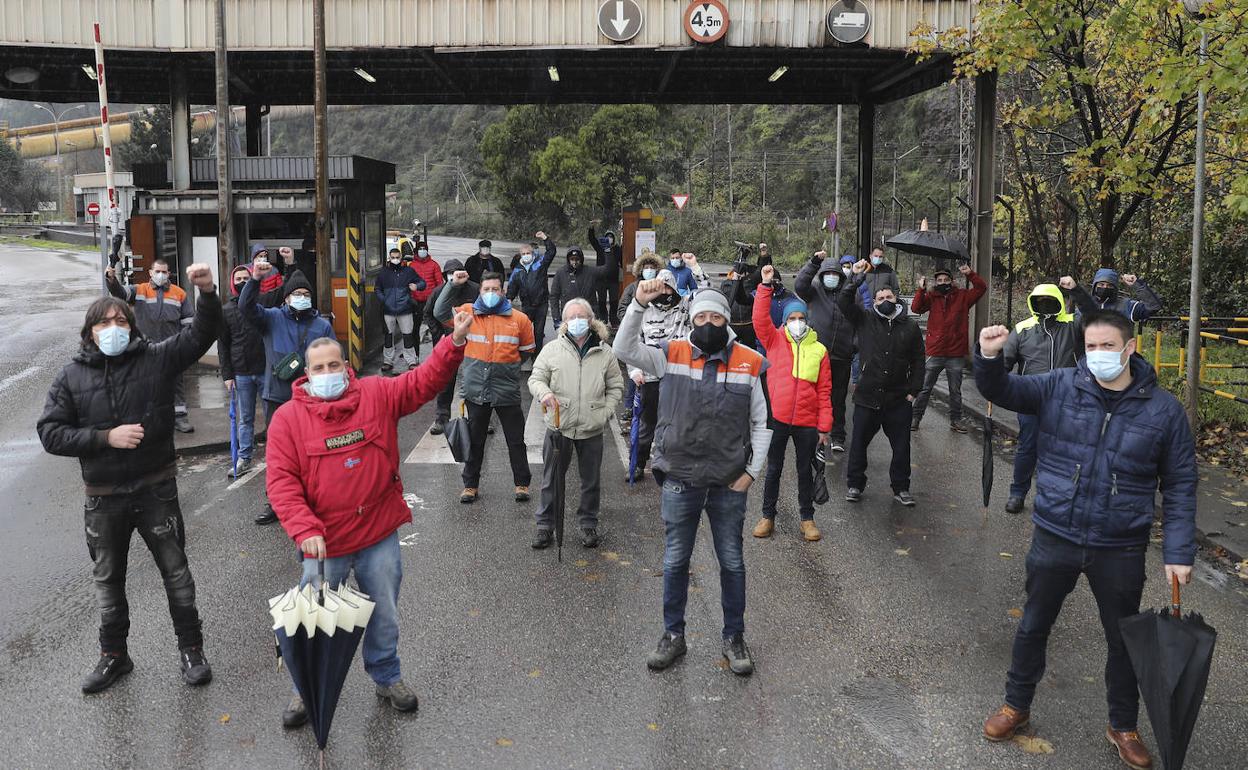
[840,675,928,761]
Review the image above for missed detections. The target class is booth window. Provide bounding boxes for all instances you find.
[364,211,383,271]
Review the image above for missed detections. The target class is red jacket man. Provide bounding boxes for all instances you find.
[909,263,987,432]
[406,242,444,305]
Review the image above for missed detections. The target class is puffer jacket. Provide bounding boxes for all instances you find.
[974,351,1197,564]
[407,254,443,304]
[374,262,425,316]
[753,285,832,431]
[527,318,626,440]
[1070,268,1163,324]
[1004,284,1083,375]
[910,270,988,357]
[37,291,222,493]
[617,252,664,322]
[855,262,901,310]
[451,299,536,406]
[794,254,856,361]
[628,269,691,384]
[239,278,337,404]
[837,285,925,409]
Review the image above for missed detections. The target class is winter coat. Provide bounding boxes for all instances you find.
[266,335,465,558]
[407,254,444,304]
[854,263,901,310]
[837,286,925,409]
[1070,268,1162,323]
[374,263,425,316]
[220,296,267,379]
[617,252,664,322]
[444,298,536,407]
[1004,284,1084,375]
[974,351,1197,564]
[794,254,856,361]
[588,227,621,269]
[527,319,626,440]
[429,264,480,329]
[627,270,691,384]
[910,271,988,357]
[720,272,755,327]
[107,278,194,343]
[464,253,504,285]
[37,290,222,494]
[239,278,336,404]
[753,285,833,432]
[549,249,619,319]
[506,237,557,313]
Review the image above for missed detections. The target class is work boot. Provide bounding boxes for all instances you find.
[514,486,530,502]
[800,520,822,542]
[228,457,253,479]
[983,704,1029,742]
[377,679,419,712]
[82,652,133,694]
[254,503,278,526]
[430,418,446,436]
[460,488,478,504]
[531,529,553,550]
[845,487,863,503]
[950,419,969,434]
[282,693,308,729]
[174,415,194,434]
[894,490,917,507]
[721,633,754,676]
[752,517,774,538]
[1106,728,1153,770]
[1005,496,1025,514]
[580,528,599,548]
[646,632,687,671]
[179,646,212,686]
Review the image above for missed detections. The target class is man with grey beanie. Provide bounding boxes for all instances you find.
[614,282,771,676]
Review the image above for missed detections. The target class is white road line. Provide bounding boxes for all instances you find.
[404,396,548,465]
[225,461,266,490]
[0,366,41,394]
[523,397,545,465]
[610,414,631,471]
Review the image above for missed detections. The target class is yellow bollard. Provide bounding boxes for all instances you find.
[1154,331,1162,375]
[1199,345,1207,384]
[1178,345,1184,376]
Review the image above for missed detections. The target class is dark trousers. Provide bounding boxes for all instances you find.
[635,381,661,469]
[410,301,426,355]
[1009,413,1040,500]
[1005,528,1146,730]
[912,355,966,424]
[763,422,819,521]
[523,304,547,353]
[463,401,531,488]
[427,327,456,422]
[660,479,747,639]
[84,479,203,654]
[536,430,604,531]
[829,358,851,444]
[846,400,913,493]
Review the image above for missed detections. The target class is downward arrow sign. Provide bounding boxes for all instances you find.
[611,1,630,35]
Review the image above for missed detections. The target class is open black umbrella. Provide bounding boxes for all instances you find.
[1119,576,1217,770]
[885,218,969,262]
[982,402,994,508]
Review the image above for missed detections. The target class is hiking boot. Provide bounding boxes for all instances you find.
[646,632,687,671]
[377,679,419,712]
[228,457,254,479]
[514,486,530,502]
[894,490,917,507]
[721,633,754,676]
[430,419,446,436]
[1107,728,1153,770]
[82,652,133,694]
[254,503,278,526]
[845,487,863,503]
[800,520,822,542]
[282,693,308,728]
[983,704,1029,741]
[580,528,600,548]
[174,415,194,434]
[950,419,969,434]
[1005,496,1025,514]
[180,646,212,686]
[460,488,478,504]
[752,517,774,538]
[531,529,553,549]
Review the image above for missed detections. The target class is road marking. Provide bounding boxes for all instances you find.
[611,414,631,471]
[0,366,41,394]
[226,461,266,490]
[523,397,545,465]
[404,397,546,465]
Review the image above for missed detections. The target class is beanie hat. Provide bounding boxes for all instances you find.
[839,254,856,264]
[250,242,268,259]
[567,247,584,260]
[688,288,731,320]
[283,270,313,299]
[778,295,808,321]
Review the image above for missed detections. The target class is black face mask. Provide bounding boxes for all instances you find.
[653,291,678,308]
[1033,298,1062,316]
[233,280,247,292]
[690,322,729,355]
[1093,285,1117,302]
[935,283,953,294]
[875,300,897,317]
[568,260,582,271]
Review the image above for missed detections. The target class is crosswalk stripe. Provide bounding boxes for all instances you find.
[403,395,546,465]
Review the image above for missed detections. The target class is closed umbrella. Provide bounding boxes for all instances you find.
[628,388,642,485]
[885,218,969,262]
[982,402,994,508]
[543,402,567,562]
[811,442,830,506]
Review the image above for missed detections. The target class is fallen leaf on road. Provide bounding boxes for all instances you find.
[620,561,632,566]
[601,551,620,561]
[1007,608,1023,619]
[584,573,603,582]
[1012,735,1054,754]
[574,559,589,567]
[647,723,660,731]
[1232,501,1247,508]
[895,548,911,556]
[528,669,541,678]
[496,738,514,747]
[999,552,1013,558]
[219,714,230,724]
[467,608,481,618]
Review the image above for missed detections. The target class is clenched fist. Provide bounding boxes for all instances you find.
[451,310,473,345]
[186,263,215,293]
[760,265,776,285]
[852,259,869,275]
[1122,274,1138,286]
[634,278,666,306]
[1059,275,1076,290]
[979,325,1011,357]
[452,270,469,286]
[107,424,144,450]
[917,275,927,291]
[958,263,973,276]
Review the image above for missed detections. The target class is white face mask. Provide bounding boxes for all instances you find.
[520,253,534,267]
[308,371,348,400]
[786,319,808,339]
[289,294,312,312]
[567,317,590,338]
[1086,349,1128,382]
[841,266,852,276]
[642,268,657,280]
[150,272,169,286]
[479,247,490,256]
[95,325,130,356]
[388,257,401,265]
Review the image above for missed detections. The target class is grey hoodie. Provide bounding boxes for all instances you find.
[794,254,856,360]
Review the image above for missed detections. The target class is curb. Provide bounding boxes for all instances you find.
[176,429,266,459]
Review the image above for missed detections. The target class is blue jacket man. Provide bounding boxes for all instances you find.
[662,249,708,297]
[374,248,426,371]
[975,310,1196,768]
[239,270,336,417]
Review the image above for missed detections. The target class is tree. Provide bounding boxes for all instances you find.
[0,139,53,211]
[533,136,602,222]
[577,105,662,217]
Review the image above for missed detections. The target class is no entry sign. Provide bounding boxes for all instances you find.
[684,1,729,44]
[87,202,101,217]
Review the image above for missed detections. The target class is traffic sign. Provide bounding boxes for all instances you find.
[827,0,872,45]
[87,202,101,217]
[672,194,689,211]
[597,0,644,43]
[684,1,729,44]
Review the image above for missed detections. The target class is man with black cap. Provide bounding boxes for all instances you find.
[426,260,479,435]
[910,262,987,433]
[465,240,504,285]
[549,244,619,321]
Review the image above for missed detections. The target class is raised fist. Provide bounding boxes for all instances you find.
[917,276,927,290]
[958,263,973,276]
[634,278,666,306]
[760,265,776,285]
[186,263,215,293]
[1059,276,1076,290]
[979,325,1011,357]
[1122,274,1138,286]
[452,270,469,286]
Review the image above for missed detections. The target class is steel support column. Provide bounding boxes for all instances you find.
[856,102,875,259]
[244,102,263,157]
[970,72,997,342]
[170,66,193,276]
[214,0,233,287]
[313,0,332,315]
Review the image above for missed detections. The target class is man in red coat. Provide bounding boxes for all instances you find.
[909,263,987,433]
[266,310,471,728]
[403,241,444,359]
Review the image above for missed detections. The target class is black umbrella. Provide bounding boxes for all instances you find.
[885,218,969,262]
[812,442,830,506]
[982,402,994,508]
[1119,576,1217,770]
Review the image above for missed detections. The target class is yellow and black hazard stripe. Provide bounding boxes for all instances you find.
[1199,386,1248,405]
[345,227,364,371]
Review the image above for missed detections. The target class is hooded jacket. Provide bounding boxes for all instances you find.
[527,318,626,440]
[266,335,465,558]
[37,290,222,494]
[720,264,756,328]
[974,350,1197,564]
[374,261,425,316]
[855,261,901,310]
[664,258,707,297]
[628,269,692,384]
[506,237,557,312]
[1071,268,1163,323]
[1004,284,1084,375]
[239,276,337,404]
[617,252,664,321]
[549,247,618,320]
[794,254,856,361]
[221,268,267,380]
[910,270,988,357]
[837,286,925,409]
[406,250,444,304]
[753,285,833,431]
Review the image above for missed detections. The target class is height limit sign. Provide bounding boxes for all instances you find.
[684,1,729,44]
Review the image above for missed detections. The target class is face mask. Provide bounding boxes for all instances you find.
[308,372,348,400]
[690,321,729,355]
[786,319,808,339]
[875,300,897,317]
[417,249,429,258]
[870,256,883,267]
[1033,298,1062,316]
[568,260,582,271]
[289,295,312,312]
[388,257,401,265]
[520,254,534,267]
[1094,285,1117,302]
[233,280,247,292]
[150,272,169,287]
[481,291,501,308]
[1086,349,1128,382]
[670,258,683,269]
[642,268,657,281]
[842,266,852,276]
[567,318,590,338]
[822,274,841,290]
[95,325,130,356]
[653,291,678,308]
[479,248,490,256]
[935,283,953,294]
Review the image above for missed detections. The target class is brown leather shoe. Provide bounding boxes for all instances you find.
[514,486,530,502]
[983,704,1029,742]
[460,488,478,504]
[799,520,822,541]
[752,518,774,538]
[1106,728,1153,770]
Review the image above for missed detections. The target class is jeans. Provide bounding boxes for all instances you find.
[300,532,403,687]
[846,400,913,493]
[536,430,603,531]
[634,381,661,469]
[1010,413,1040,500]
[84,479,203,654]
[912,355,966,424]
[1005,528,1146,731]
[763,422,819,521]
[829,358,852,444]
[462,401,531,488]
[382,313,416,368]
[231,374,260,460]
[660,479,748,639]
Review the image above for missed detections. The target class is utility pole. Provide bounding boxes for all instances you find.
[762,151,767,210]
[423,152,429,222]
[727,105,734,215]
[833,105,842,255]
[313,0,331,314]
[1185,13,1209,431]
[214,0,232,287]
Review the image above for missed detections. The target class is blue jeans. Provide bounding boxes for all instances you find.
[231,374,260,460]
[299,532,403,687]
[1005,528,1146,730]
[659,479,748,639]
[1009,413,1039,499]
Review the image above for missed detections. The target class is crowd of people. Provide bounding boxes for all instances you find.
[38,233,1197,768]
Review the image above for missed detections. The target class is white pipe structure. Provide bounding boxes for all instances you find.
[93,13,119,271]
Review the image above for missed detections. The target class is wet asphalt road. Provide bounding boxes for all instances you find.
[0,240,1246,769]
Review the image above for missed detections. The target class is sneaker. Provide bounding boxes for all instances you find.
[983,704,1029,742]
[721,633,754,676]
[377,679,419,712]
[429,419,446,436]
[531,529,553,550]
[180,646,212,686]
[950,420,969,434]
[645,632,687,671]
[228,457,253,479]
[845,487,863,503]
[174,415,194,434]
[829,441,845,453]
[460,488,478,504]
[580,528,599,548]
[381,362,394,372]
[894,491,916,507]
[1005,496,1025,514]
[752,517,774,538]
[282,693,308,729]
[254,503,278,526]
[514,486,530,502]
[82,652,134,694]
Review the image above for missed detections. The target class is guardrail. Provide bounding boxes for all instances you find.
[1151,316,1248,406]
[0,212,42,228]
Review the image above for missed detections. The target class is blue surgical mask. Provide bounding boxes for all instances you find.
[567,318,590,338]
[417,249,429,258]
[1086,350,1128,382]
[669,258,682,269]
[520,254,534,267]
[289,295,312,312]
[95,326,130,357]
[642,268,657,280]
[308,372,348,400]
[481,291,501,308]
[822,274,841,289]
[870,256,883,267]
